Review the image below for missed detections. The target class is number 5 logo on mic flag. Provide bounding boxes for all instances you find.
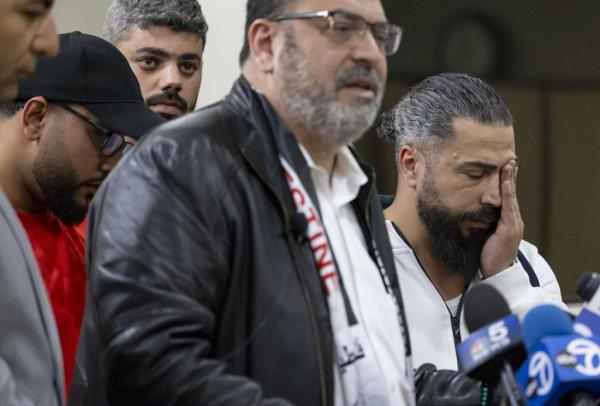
[456,314,522,374]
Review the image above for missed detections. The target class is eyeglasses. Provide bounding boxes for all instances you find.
[269,10,402,56]
[54,103,132,157]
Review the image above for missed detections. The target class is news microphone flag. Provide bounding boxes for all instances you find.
[457,314,524,377]
[459,284,526,406]
[517,304,600,406]
[574,272,600,337]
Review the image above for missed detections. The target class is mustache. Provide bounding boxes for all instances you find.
[146,89,188,112]
[462,207,501,224]
[334,65,382,95]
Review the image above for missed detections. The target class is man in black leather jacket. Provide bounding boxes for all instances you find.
[71,0,483,405]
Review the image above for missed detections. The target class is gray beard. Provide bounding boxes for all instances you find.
[277,31,383,151]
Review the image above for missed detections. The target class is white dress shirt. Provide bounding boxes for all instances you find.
[301,146,414,406]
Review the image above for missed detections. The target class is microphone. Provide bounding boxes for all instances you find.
[457,283,526,406]
[289,213,308,242]
[516,304,600,406]
[576,272,600,303]
[574,272,600,337]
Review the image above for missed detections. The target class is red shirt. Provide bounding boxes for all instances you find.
[18,209,87,396]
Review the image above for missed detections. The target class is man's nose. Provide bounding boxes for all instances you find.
[32,13,59,58]
[481,176,502,207]
[349,28,387,75]
[100,152,122,173]
[159,63,183,92]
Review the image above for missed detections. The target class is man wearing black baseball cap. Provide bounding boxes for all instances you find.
[0,31,164,397]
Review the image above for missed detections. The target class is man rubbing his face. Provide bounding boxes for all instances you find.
[381,73,565,373]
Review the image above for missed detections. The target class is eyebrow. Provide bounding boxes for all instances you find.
[458,157,520,171]
[135,47,170,58]
[179,53,202,62]
[135,47,202,61]
[458,161,500,172]
[35,0,54,9]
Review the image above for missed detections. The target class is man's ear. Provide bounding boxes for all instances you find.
[247,19,279,73]
[398,145,422,190]
[21,97,49,141]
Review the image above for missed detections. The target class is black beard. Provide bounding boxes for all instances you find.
[32,151,87,226]
[417,183,500,280]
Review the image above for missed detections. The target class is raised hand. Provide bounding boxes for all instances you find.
[480,159,524,278]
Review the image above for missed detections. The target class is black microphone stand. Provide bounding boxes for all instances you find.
[497,361,526,406]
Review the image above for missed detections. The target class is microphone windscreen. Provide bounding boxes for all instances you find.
[464,283,511,333]
[522,304,574,353]
[289,213,308,239]
[575,272,600,302]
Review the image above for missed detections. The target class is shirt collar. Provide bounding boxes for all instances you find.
[299,144,368,208]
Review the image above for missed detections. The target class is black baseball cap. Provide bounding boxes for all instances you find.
[16,31,164,139]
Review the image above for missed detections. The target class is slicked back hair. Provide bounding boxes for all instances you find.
[377,73,513,163]
[103,0,208,47]
[239,0,297,66]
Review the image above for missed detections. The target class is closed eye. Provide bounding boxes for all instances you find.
[459,161,499,180]
[464,172,485,180]
[333,22,353,32]
[22,10,44,20]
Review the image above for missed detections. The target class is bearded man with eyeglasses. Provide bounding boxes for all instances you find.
[73,1,480,405]
[0,31,164,399]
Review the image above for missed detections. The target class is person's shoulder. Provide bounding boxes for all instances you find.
[518,239,557,279]
[518,239,543,258]
[132,100,247,171]
[151,100,243,144]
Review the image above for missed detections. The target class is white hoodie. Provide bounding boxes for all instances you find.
[386,220,565,370]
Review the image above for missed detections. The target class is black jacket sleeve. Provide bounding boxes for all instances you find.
[86,132,291,406]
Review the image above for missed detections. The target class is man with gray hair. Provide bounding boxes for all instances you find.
[74,0,420,404]
[380,73,564,372]
[103,0,207,119]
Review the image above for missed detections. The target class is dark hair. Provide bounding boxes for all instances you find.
[103,0,208,47]
[0,103,22,118]
[239,0,296,66]
[378,73,513,156]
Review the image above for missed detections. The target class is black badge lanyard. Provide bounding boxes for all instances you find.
[390,222,470,345]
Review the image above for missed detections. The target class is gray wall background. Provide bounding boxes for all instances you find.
[53,0,245,108]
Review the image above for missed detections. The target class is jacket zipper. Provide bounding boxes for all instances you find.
[243,157,328,406]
